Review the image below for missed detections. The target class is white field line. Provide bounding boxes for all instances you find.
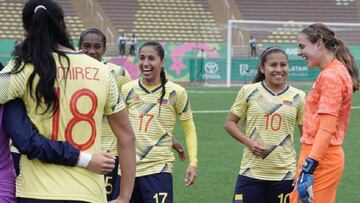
[193,106,360,114]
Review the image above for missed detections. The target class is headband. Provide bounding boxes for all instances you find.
[260,47,285,61]
[34,5,46,13]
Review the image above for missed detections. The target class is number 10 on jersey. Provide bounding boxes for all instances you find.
[265,112,282,131]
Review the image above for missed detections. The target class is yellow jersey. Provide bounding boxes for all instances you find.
[231,81,305,181]
[101,62,132,154]
[121,79,192,177]
[0,51,124,202]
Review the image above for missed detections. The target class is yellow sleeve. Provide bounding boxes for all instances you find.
[0,62,27,104]
[104,69,125,115]
[115,67,132,90]
[230,87,248,118]
[180,118,198,167]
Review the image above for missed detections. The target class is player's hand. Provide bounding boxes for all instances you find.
[184,165,197,186]
[297,173,314,203]
[296,157,318,203]
[172,137,186,162]
[87,152,116,174]
[248,140,266,157]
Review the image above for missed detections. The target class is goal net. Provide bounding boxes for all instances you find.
[213,20,360,87]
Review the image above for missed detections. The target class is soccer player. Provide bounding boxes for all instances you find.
[78,28,133,200]
[118,41,198,203]
[290,23,360,203]
[1,99,118,202]
[0,0,135,202]
[78,30,187,201]
[224,47,306,203]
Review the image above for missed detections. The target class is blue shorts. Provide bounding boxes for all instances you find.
[104,156,119,201]
[113,173,173,203]
[233,175,294,203]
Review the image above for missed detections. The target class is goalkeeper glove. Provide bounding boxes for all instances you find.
[297,157,318,203]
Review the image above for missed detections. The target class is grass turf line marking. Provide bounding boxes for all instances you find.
[193,106,360,114]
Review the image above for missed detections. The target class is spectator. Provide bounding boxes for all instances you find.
[129,33,137,56]
[11,38,24,57]
[249,35,257,58]
[118,33,127,56]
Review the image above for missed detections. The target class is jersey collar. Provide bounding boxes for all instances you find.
[138,80,165,94]
[261,80,289,96]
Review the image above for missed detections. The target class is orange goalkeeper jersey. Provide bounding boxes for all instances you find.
[301,59,353,146]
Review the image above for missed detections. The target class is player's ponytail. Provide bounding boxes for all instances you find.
[159,67,167,115]
[334,38,360,92]
[252,68,265,84]
[12,0,74,114]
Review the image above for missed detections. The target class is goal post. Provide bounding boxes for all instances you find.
[226,20,360,87]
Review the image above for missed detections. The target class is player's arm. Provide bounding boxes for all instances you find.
[298,125,303,137]
[296,91,305,138]
[3,99,115,174]
[297,114,336,202]
[180,118,198,186]
[224,112,266,156]
[171,137,185,162]
[174,88,198,186]
[107,72,134,202]
[225,87,266,156]
[107,109,136,203]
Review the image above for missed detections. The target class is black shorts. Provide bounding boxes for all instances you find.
[233,175,294,203]
[104,156,119,201]
[113,173,173,203]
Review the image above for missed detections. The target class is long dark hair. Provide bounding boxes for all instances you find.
[139,41,166,114]
[78,28,106,48]
[300,23,360,92]
[252,46,288,83]
[12,0,74,114]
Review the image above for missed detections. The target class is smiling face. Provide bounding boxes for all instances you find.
[297,33,322,68]
[79,33,106,61]
[261,52,289,91]
[138,46,164,85]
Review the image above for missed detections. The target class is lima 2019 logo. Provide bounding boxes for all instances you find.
[202,61,221,80]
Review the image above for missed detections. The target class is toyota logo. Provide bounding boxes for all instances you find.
[204,62,219,74]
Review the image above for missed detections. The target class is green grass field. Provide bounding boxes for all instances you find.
[171,85,360,203]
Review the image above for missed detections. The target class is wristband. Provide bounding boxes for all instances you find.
[302,157,318,174]
[77,152,92,168]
